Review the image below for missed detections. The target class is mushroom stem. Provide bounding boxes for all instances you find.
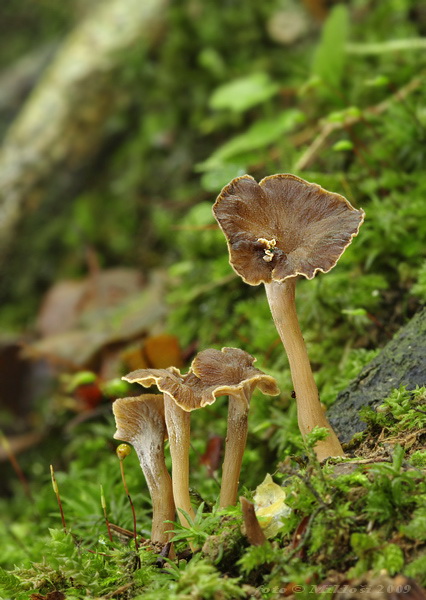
[132,439,175,544]
[264,278,344,460]
[163,393,196,528]
[219,391,250,508]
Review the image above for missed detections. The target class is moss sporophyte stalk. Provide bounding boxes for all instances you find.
[114,442,139,551]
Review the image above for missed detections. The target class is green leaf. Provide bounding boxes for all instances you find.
[332,140,354,152]
[341,308,367,316]
[312,5,349,90]
[199,110,304,170]
[324,106,361,126]
[200,164,247,192]
[209,72,279,113]
[364,75,390,87]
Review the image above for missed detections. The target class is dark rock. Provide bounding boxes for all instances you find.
[328,308,426,443]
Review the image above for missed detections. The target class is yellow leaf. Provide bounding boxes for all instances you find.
[253,473,291,538]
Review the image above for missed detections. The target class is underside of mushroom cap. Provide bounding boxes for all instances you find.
[123,366,182,387]
[122,367,205,412]
[113,394,167,443]
[213,173,365,286]
[190,347,280,401]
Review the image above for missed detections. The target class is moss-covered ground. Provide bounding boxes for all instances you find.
[1,0,426,598]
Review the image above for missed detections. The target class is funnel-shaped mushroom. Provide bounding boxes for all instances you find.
[112,394,175,544]
[213,173,365,460]
[190,347,279,508]
[122,367,204,529]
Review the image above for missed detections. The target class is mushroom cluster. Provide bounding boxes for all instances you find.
[112,171,364,546]
[112,347,279,543]
[213,173,365,460]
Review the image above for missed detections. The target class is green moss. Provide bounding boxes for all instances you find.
[359,386,426,435]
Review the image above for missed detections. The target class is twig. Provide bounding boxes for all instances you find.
[0,431,33,501]
[109,522,143,539]
[286,505,324,561]
[0,430,44,462]
[294,75,423,171]
[104,583,134,599]
[382,427,426,447]
[50,464,67,532]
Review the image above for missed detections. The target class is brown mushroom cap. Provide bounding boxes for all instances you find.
[190,347,280,400]
[122,348,279,412]
[213,173,365,286]
[113,394,167,443]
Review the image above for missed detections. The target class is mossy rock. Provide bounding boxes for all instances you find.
[328,308,426,442]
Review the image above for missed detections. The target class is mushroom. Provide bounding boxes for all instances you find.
[240,496,267,546]
[212,173,365,461]
[190,347,279,508]
[122,367,204,529]
[123,351,279,515]
[112,393,175,544]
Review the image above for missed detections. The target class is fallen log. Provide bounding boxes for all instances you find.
[328,308,426,442]
[0,0,168,267]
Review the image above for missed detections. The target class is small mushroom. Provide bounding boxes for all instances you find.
[122,367,204,528]
[112,394,175,544]
[240,496,267,546]
[190,347,279,508]
[213,173,365,461]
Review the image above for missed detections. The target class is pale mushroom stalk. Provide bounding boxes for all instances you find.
[219,388,251,508]
[163,393,196,528]
[265,278,344,460]
[132,431,175,543]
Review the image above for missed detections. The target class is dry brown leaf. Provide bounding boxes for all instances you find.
[25,271,167,369]
[36,268,144,337]
[143,334,183,369]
